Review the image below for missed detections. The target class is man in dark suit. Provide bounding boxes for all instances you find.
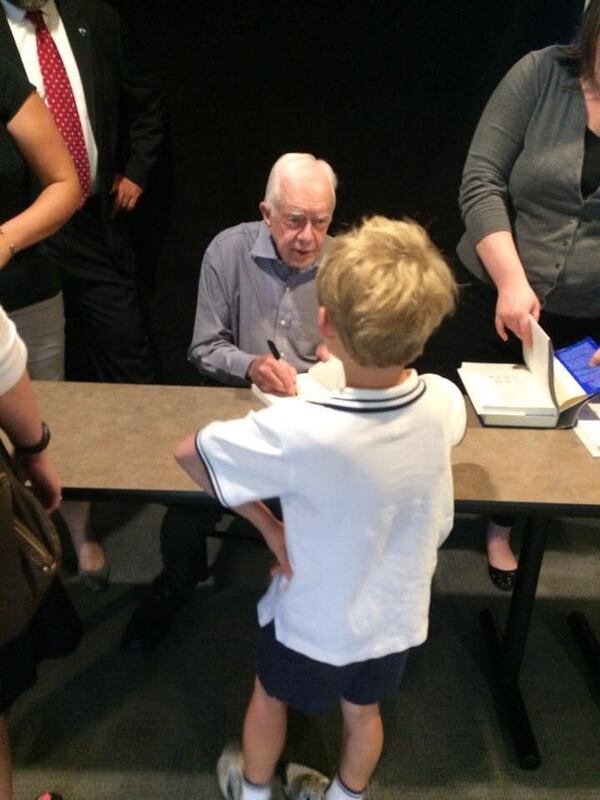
[0,0,164,579]
[0,0,164,382]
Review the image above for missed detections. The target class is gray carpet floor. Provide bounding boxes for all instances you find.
[8,506,600,800]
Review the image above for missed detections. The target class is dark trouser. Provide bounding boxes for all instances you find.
[0,580,83,713]
[159,504,222,597]
[47,196,155,384]
[414,261,600,527]
[160,499,282,599]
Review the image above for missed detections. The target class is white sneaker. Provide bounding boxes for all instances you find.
[283,763,329,800]
[217,741,244,800]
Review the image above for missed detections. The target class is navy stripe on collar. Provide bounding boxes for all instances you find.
[309,379,427,413]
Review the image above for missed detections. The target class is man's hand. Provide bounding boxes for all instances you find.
[110,174,143,217]
[14,452,61,513]
[495,278,540,348]
[247,355,297,395]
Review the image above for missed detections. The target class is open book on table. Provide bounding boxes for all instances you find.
[251,355,346,406]
[457,318,600,428]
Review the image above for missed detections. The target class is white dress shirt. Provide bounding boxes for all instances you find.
[1,0,98,190]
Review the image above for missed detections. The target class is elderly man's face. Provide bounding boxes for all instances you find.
[260,173,334,269]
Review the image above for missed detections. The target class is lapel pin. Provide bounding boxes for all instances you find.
[78,26,87,36]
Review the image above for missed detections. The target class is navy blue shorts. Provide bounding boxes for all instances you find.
[257,622,409,714]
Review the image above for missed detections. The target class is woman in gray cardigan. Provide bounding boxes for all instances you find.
[436,1,600,589]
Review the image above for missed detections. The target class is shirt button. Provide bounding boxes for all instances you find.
[280,320,286,327]
[555,263,561,269]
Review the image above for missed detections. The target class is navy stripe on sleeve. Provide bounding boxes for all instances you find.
[195,432,231,508]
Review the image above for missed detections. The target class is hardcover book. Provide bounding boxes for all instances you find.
[458,318,599,428]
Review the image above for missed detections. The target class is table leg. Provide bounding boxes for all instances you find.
[567,612,600,690]
[480,515,549,770]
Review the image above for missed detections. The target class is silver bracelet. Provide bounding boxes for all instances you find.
[0,227,16,258]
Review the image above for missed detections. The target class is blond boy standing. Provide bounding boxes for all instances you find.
[175,216,466,800]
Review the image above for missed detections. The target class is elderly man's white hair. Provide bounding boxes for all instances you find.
[263,153,337,209]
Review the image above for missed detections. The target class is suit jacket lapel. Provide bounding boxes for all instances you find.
[0,8,28,73]
[55,0,98,134]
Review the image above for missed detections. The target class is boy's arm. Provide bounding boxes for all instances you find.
[174,434,292,578]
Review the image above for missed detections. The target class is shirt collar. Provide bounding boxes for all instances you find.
[250,221,279,262]
[313,370,427,414]
[0,0,26,23]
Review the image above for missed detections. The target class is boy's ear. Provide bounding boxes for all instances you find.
[318,306,336,339]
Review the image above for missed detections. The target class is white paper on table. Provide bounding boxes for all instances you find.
[251,355,346,406]
[574,401,600,456]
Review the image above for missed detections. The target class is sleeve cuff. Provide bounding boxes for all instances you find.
[124,161,148,190]
[464,207,512,245]
[195,429,230,507]
[229,351,255,383]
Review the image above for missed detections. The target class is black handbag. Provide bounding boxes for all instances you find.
[0,440,61,646]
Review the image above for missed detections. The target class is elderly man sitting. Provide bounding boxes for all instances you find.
[121,153,337,653]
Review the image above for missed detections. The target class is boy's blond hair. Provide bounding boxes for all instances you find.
[317,216,456,367]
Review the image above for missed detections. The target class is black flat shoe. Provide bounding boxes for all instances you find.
[79,561,110,592]
[488,564,517,592]
[120,574,186,654]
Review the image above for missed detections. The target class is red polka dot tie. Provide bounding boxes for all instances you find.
[26,9,90,204]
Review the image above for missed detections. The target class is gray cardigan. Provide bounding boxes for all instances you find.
[457,45,600,317]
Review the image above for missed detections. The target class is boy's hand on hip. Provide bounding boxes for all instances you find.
[258,516,292,579]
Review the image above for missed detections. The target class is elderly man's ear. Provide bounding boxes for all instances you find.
[259,201,272,228]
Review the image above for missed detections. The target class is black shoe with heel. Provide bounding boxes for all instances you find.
[488,564,517,592]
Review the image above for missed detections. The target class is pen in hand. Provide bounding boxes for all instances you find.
[267,339,281,360]
[266,338,297,395]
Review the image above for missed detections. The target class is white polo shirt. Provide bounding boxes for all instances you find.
[198,371,466,666]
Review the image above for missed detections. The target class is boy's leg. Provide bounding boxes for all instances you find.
[337,698,383,795]
[218,677,286,800]
[243,676,288,784]
[284,700,383,800]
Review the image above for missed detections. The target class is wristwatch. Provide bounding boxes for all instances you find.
[15,422,51,455]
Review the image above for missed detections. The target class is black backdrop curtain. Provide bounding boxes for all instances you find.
[112,0,584,384]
